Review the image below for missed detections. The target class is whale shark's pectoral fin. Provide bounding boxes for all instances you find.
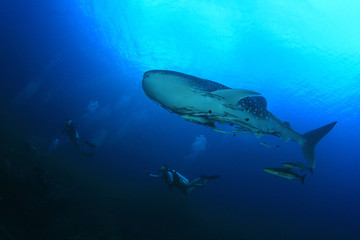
[210,89,261,106]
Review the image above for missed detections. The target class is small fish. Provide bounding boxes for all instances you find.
[259,142,280,148]
[282,162,313,174]
[263,167,306,184]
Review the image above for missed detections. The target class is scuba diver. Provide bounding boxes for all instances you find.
[146,165,220,195]
[61,119,96,157]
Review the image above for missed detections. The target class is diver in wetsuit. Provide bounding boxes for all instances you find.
[62,120,80,147]
[61,119,96,157]
[147,165,220,195]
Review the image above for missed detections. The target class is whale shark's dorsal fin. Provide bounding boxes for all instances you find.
[211,89,260,106]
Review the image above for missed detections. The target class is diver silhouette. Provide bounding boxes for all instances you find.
[61,119,96,157]
[147,165,220,195]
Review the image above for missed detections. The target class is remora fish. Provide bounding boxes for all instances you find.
[263,167,306,184]
[282,161,314,174]
[142,70,337,168]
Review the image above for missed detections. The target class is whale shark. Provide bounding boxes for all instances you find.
[142,70,337,169]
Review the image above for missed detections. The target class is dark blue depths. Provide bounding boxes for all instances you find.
[0,1,360,240]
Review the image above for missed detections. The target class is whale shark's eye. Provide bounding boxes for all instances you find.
[245,118,249,121]
[208,110,212,113]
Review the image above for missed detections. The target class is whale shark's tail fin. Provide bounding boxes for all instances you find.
[299,121,337,169]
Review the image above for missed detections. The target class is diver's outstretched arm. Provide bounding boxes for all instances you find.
[146,169,164,178]
[148,173,163,178]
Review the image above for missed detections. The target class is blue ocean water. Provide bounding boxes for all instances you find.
[1,0,360,239]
